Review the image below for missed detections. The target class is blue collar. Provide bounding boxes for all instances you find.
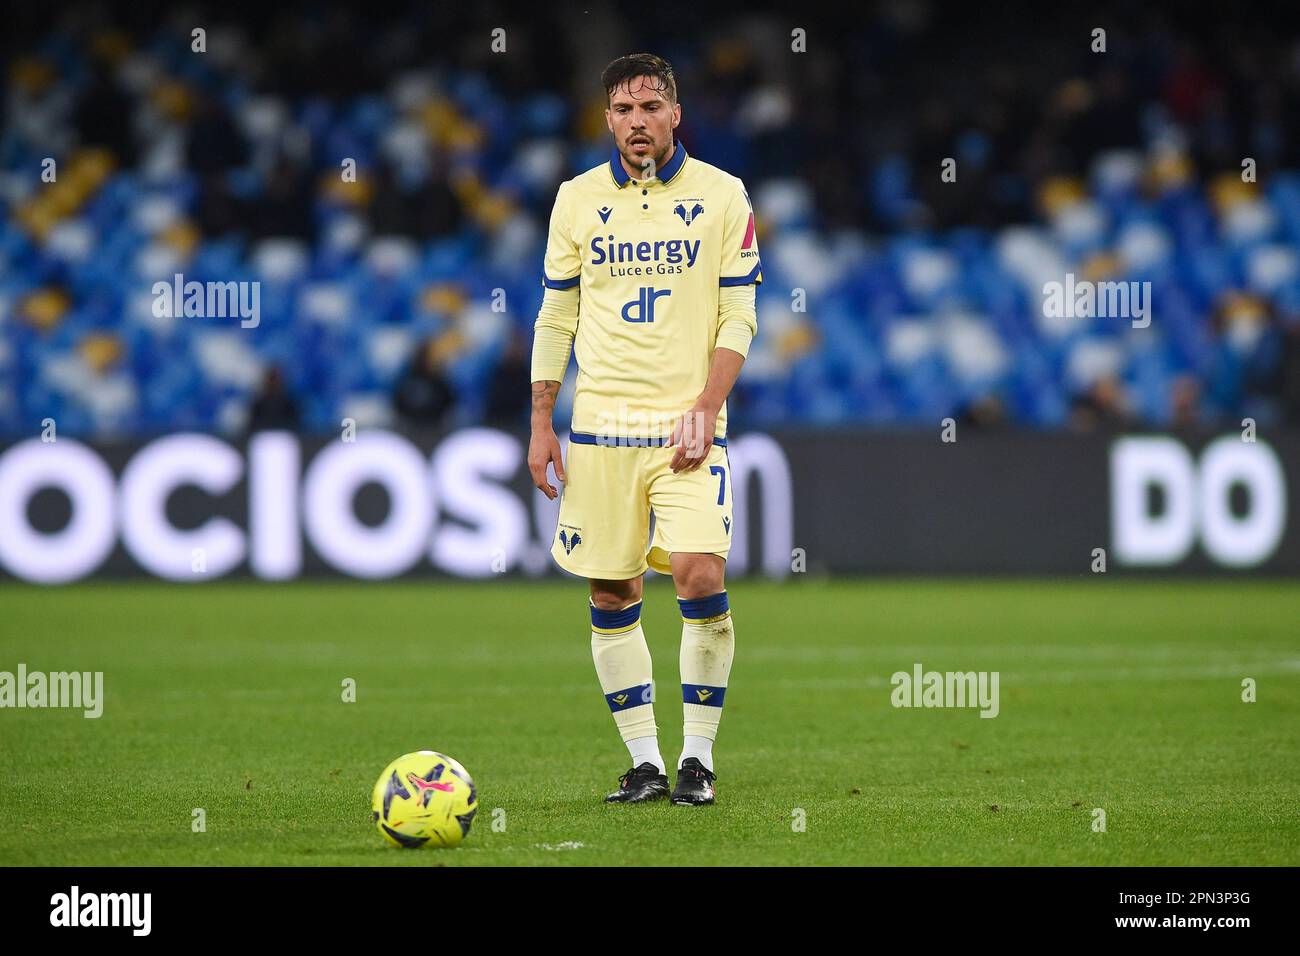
[608,140,687,187]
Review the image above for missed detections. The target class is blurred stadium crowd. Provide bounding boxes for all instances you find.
[2,2,1299,439]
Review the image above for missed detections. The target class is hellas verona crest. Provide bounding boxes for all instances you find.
[673,200,704,226]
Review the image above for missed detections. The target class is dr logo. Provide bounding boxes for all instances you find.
[622,286,671,323]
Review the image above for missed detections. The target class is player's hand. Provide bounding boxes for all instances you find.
[528,427,566,499]
[667,402,718,473]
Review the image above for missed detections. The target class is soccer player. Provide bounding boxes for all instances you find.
[528,53,761,806]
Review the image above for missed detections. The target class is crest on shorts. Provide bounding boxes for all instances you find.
[559,528,583,554]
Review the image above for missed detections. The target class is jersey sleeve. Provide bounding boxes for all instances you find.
[531,286,578,383]
[718,178,762,287]
[541,181,581,290]
[715,284,757,357]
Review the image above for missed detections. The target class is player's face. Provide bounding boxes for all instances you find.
[605,75,681,177]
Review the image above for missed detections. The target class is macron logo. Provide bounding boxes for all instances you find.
[50,886,151,936]
[597,206,613,224]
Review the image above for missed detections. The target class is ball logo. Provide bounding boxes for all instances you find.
[407,767,456,807]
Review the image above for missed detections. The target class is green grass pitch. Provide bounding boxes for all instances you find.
[1,578,1297,866]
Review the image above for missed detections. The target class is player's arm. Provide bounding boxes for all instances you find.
[529,182,581,499]
[669,342,746,473]
[668,333,749,473]
[669,180,761,473]
[529,372,567,500]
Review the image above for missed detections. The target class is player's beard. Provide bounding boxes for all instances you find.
[623,136,668,178]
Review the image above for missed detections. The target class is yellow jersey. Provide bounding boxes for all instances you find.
[532,141,761,442]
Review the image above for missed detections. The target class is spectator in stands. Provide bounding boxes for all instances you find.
[484,330,531,427]
[1205,293,1285,424]
[1069,377,1134,432]
[187,89,250,237]
[247,366,300,433]
[1169,374,1204,430]
[371,157,464,238]
[958,393,1009,429]
[394,336,457,429]
[76,60,137,165]
[1283,322,1300,426]
[248,154,315,240]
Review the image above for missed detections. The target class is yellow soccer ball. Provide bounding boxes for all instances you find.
[371,751,478,848]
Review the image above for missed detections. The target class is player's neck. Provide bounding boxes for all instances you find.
[620,140,675,183]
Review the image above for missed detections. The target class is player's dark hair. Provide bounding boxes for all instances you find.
[601,53,677,106]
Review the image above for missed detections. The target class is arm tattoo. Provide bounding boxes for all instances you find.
[531,380,560,417]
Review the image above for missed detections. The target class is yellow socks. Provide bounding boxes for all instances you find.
[677,591,734,757]
[590,599,661,767]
